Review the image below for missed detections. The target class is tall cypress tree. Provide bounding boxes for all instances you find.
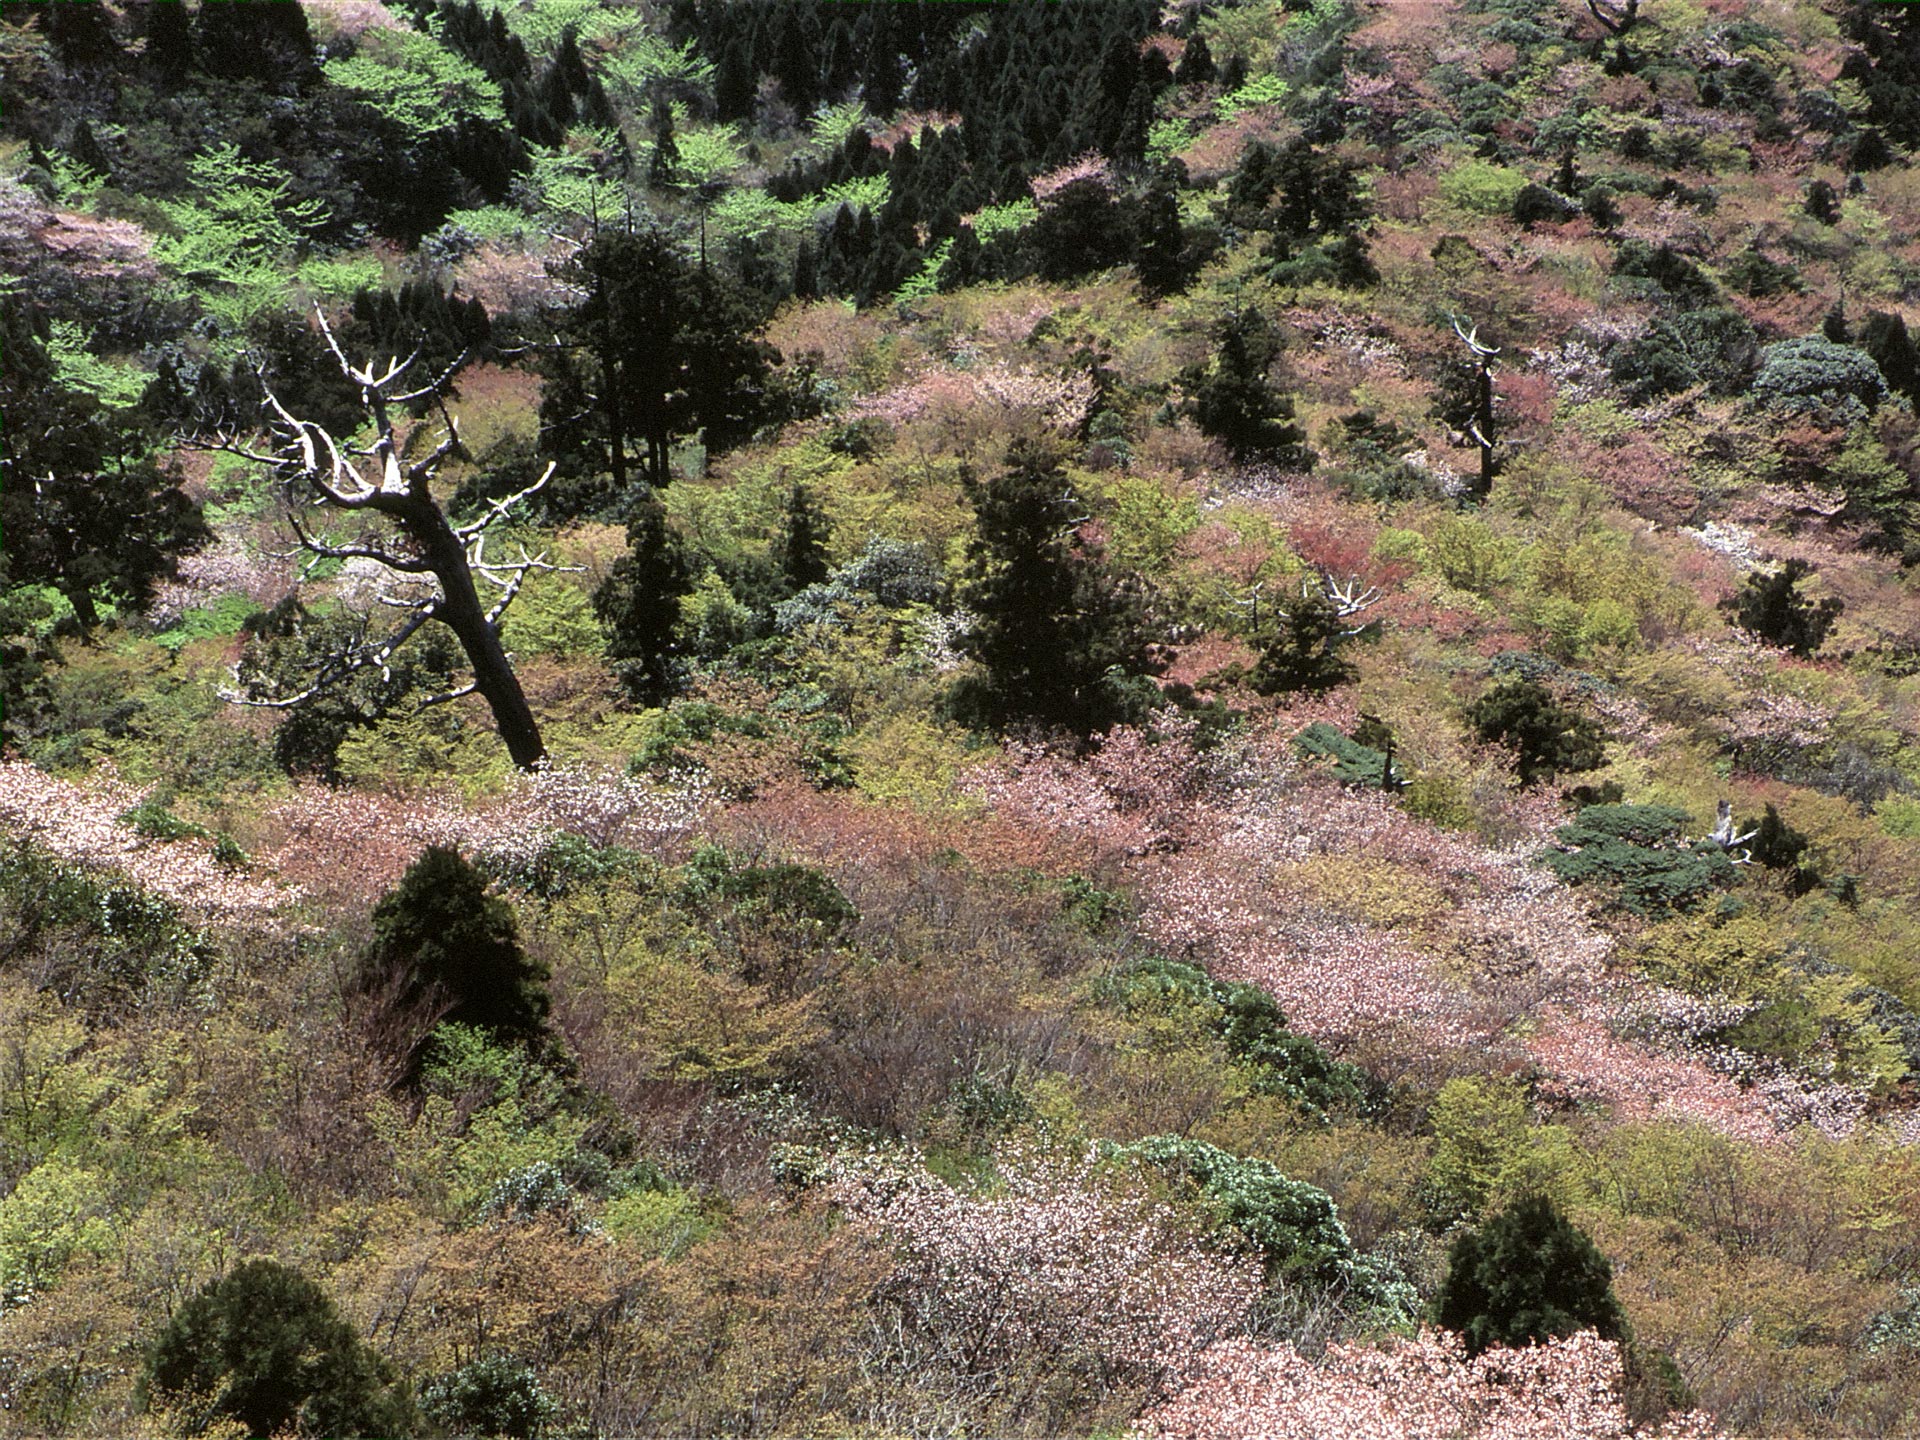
[951,438,1156,735]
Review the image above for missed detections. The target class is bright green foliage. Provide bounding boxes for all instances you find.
[1468,679,1608,787]
[1440,159,1529,215]
[0,1156,116,1300]
[141,1259,412,1439]
[1422,1076,1577,1222]
[363,847,550,1054]
[1214,73,1290,120]
[152,144,328,329]
[323,28,505,137]
[966,199,1038,245]
[1751,336,1890,423]
[1540,805,1737,917]
[1434,1194,1626,1356]
[42,320,148,408]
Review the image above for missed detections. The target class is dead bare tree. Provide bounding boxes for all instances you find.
[220,309,567,770]
[1450,315,1500,500]
[1587,0,1640,35]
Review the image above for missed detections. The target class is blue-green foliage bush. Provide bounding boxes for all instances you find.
[1111,1135,1418,1323]
[420,1354,555,1440]
[1294,722,1404,789]
[1539,804,1737,916]
[1751,336,1890,424]
[0,841,216,1010]
[774,537,943,632]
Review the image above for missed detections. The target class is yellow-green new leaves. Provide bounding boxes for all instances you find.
[322,28,505,138]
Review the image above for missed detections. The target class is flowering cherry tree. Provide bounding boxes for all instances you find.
[826,1149,1261,1396]
[1136,1330,1725,1440]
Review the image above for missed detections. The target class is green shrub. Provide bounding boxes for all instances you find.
[141,1259,412,1438]
[1434,1193,1626,1355]
[1467,679,1607,787]
[1539,804,1736,916]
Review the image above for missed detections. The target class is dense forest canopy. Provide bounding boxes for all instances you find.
[4,0,1920,1435]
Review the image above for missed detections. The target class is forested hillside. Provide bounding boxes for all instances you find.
[3,0,1920,1434]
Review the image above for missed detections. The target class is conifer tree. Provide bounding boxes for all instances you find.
[1183,308,1312,466]
[780,483,832,591]
[951,438,1156,735]
[142,1260,411,1439]
[1435,1194,1627,1356]
[594,495,694,704]
[363,846,550,1051]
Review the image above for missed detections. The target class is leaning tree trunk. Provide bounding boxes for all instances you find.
[408,496,548,769]
[223,308,566,771]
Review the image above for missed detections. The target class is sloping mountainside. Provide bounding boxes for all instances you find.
[5,0,1920,1434]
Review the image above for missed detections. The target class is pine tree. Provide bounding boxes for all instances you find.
[648,96,680,189]
[362,847,550,1050]
[594,496,694,704]
[142,1260,412,1439]
[1250,583,1358,695]
[951,439,1157,735]
[1183,308,1312,466]
[1435,1194,1627,1356]
[1719,559,1844,658]
[779,484,832,591]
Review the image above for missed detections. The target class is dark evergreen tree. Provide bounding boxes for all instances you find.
[143,0,194,79]
[142,1260,411,1439]
[1175,32,1215,85]
[1719,559,1843,658]
[1134,169,1190,295]
[1805,178,1841,224]
[0,306,208,631]
[551,226,777,490]
[1822,301,1851,344]
[648,95,680,189]
[594,496,694,704]
[1250,583,1358,695]
[1860,310,1920,406]
[779,483,832,591]
[791,236,819,299]
[67,118,112,180]
[363,846,550,1050]
[1183,308,1312,466]
[1435,1194,1628,1356]
[195,0,313,88]
[1469,679,1609,787]
[950,438,1158,736]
